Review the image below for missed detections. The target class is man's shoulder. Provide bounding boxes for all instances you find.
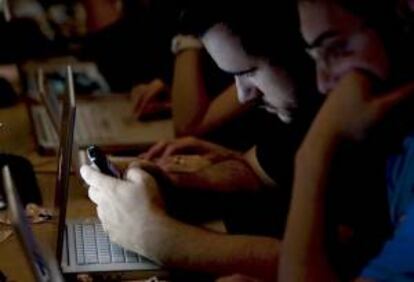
[387,129,414,224]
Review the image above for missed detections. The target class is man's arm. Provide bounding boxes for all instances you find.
[141,138,274,193]
[279,72,414,282]
[244,146,276,188]
[163,146,275,193]
[195,84,253,136]
[278,129,340,282]
[148,147,268,193]
[82,165,279,281]
[279,72,376,282]
[146,213,280,281]
[171,49,251,136]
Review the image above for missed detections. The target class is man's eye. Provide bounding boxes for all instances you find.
[242,71,256,78]
[327,41,351,58]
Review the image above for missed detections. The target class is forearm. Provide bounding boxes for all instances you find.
[196,84,252,136]
[244,147,276,188]
[171,49,210,136]
[279,130,342,282]
[167,158,263,193]
[146,214,280,280]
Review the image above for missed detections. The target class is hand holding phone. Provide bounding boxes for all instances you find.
[86,146,121,178]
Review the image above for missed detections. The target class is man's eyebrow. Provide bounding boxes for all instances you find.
[224,67,258,76]
[307,30,339,49]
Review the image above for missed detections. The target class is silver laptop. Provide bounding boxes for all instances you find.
[2,166,64,282]
[54,73,165,279]
[29,65,174,154]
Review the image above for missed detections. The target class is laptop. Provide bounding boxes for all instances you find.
[2,165,64,282]
[37,67,84,183]
[54,71,165,280]
[28,63,174,154]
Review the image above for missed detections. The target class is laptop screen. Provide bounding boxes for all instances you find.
[37,68,60,134]
[55,66,76,263]
[2,166,64,282]
[37,66,81,180]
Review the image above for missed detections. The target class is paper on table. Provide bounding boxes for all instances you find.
[0,204,54,244]
[0,229,12,243]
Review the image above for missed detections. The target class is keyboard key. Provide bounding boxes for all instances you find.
[85,254,98,264]
[82,225,98,264]
[95,224,111,264]
[110,243,126,263]
[125,250,139,263]
[74,225,85,265]
[73,222,149,266]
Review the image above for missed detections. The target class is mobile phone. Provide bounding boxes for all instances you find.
[86,145,121,178]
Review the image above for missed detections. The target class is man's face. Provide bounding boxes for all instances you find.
[299,2,390,94]
[202,23,298,123]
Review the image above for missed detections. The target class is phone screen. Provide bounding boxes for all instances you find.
[86,146,121,178]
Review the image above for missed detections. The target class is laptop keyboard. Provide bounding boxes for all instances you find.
[73,223,144,265]
[76,105,121,143]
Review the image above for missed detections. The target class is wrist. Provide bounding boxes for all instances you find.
[296,129,343,172]
[171,34,203,55]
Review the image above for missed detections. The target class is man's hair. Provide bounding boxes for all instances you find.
[297,0,398,29]
[178,0,312,84]
[297,0,413,83]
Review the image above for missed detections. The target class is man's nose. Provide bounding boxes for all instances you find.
[316,62,336,95]
[235,76,260,104]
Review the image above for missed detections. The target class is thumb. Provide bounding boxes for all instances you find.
[80,165,119,193]
[134,89,159,119]
[124,166,152,184]
[377,81,414,110]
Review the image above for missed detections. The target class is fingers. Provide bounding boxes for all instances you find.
[107,156,137,171]
[141,140,169,160]
[142,137,211,165]
[332,70,374,99]
[132,79,167,119]
[124,166,148,184]
[160,139,192,159]
[159,155,212,173]
[131,85,147,114]
[96,206,106,223]
[88,186,101,205]
[128,159,165,177]
[134,89,159,119]
[378,81,414,110]
[160,137,203,159]
[80,165,120,194]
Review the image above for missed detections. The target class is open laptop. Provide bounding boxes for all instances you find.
[54,71,165,280]
[28,64,174,154]
[2,165,64,282]
[37,67,84,183]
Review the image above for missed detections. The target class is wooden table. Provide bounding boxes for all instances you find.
[0,101,225,282]
[0,101,96,281]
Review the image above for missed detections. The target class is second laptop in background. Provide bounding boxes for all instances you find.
[27,63,174,154]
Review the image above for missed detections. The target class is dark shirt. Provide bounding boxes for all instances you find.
[255,96,392,279]
[361,130,414,281]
